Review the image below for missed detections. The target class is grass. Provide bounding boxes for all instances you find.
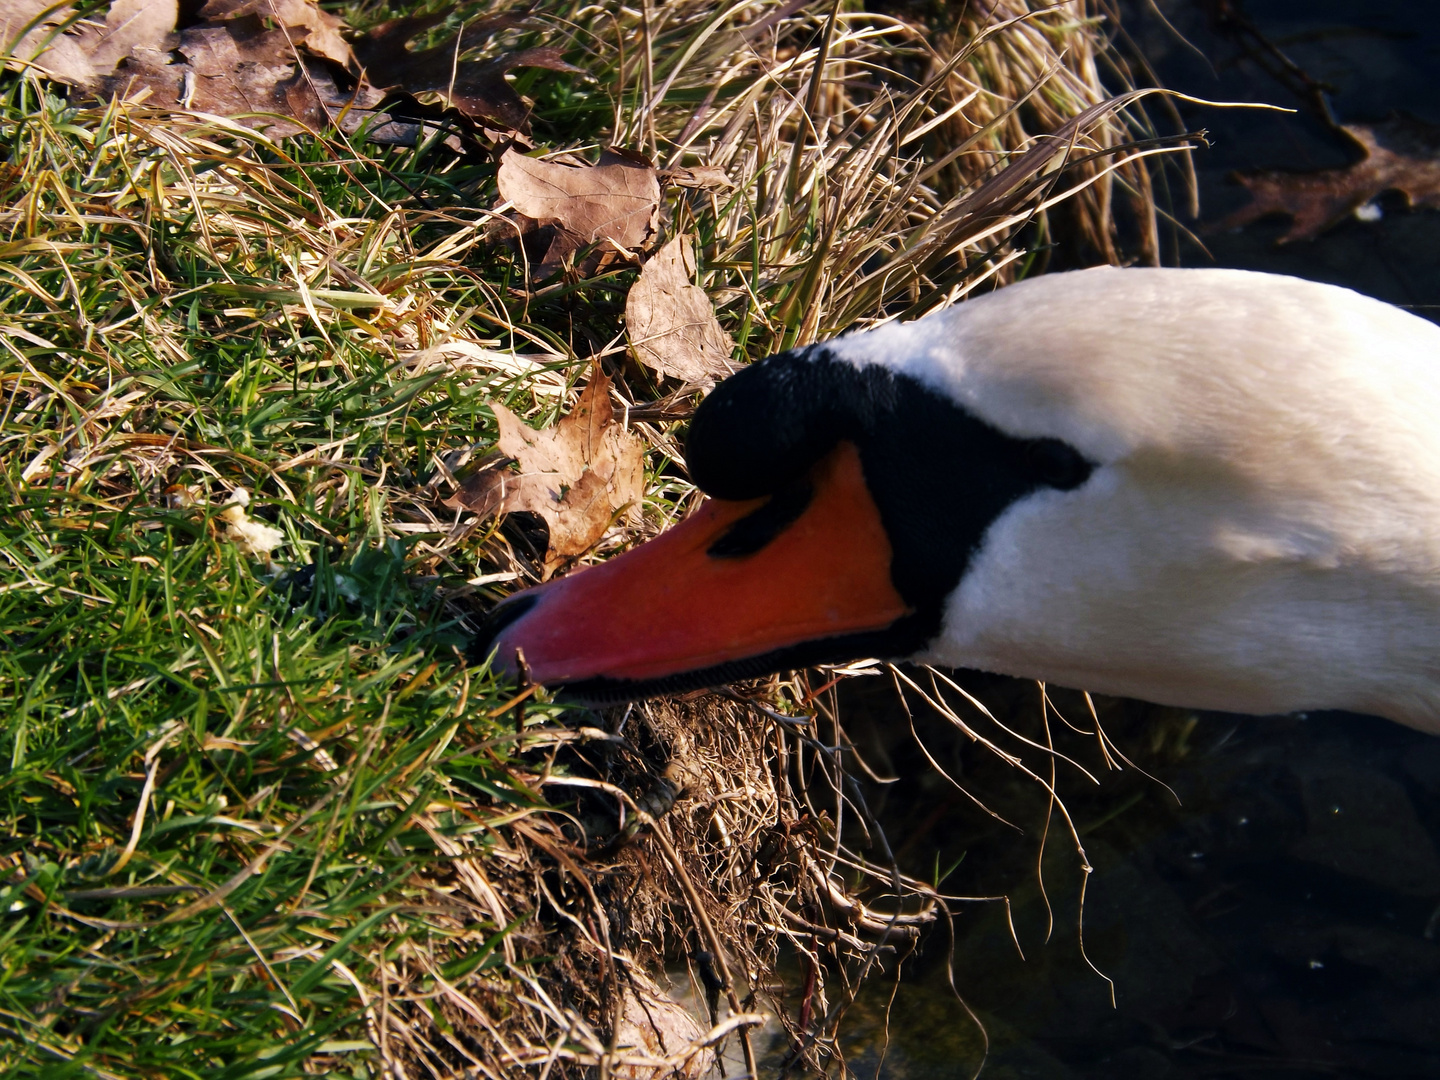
[0,1,1190,1076]
[0,81,572,1078]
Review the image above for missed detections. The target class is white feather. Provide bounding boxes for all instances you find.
[826,268,1440,732]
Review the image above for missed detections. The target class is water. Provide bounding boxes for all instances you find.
[1137,0,1440,311]
[823,691,1440,1078]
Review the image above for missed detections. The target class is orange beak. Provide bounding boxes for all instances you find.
[477,441,911,699]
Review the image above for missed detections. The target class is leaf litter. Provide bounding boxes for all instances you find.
[1221,115,1440,242]
[626,234,736,386]
[496,147,661,278]
[353,13,580,132]
[200,0,351,66]
[3,0,180,88]
[3,0,579,140]
[446,368,644,579]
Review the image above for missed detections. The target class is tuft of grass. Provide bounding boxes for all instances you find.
[0,1,1192,1076]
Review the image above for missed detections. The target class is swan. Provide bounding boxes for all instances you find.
[475,266,1440,734]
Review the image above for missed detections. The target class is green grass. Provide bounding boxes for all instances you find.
[0,527,515,1077]
[0,82,586,1078]
[0,1,1186,1074]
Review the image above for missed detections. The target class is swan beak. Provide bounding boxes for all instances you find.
[474,441,910,697]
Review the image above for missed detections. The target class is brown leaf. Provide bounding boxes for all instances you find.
[108,49,389,141]
[94,0,179,71]
[176,24,296,112]
[497,148,660,278]
[13,0,400,139]
[198,0,352,67]
[98,20,365,137]
[626,235,736,385]
[446,369,644,578]
[1219,116,1440,242]
[10,1,550,147]
[353,16,580,132]
[8,0,178,87]
[0,0,61,57]
[4,3,100,87]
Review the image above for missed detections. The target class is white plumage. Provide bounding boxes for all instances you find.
[826,267,1440,731]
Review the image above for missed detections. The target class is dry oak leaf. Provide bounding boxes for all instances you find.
[175,23,300,112]
[497,147,660,278]
[198,0,353,67]
[353,14,580,133]
[447,369,644,579]
[626,234,736,385]
[8,0,393,139]
[111,20,380,138]
[1219,115,1440,242]
[4,0,179,87]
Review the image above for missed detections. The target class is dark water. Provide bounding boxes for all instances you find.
[824,690,1440,1079]
[1138,0,1440,313]
[758,4,1440,1076]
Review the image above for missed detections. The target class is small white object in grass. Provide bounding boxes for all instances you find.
[333,573,361,603]
[219,488,285,560]
[468,571,520,585]
[1354,201,1383,223]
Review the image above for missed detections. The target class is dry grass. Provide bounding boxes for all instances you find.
[0,1,1192,1076]
[602,0,1175,352]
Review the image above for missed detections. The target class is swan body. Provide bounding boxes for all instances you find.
[478,267,1440,733]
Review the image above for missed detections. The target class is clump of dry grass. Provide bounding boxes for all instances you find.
[0,1,1190,1076]
[607,0,1173,349]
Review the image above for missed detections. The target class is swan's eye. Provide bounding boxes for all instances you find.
[1025,438,1092,491]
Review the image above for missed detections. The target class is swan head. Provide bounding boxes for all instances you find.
[475,268,1440,731]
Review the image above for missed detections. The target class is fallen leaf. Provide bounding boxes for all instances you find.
[353,15,580,132]
[9,1,568,145]
[446,369,644,578]
[626,234,735,385]
[6,0,178,88]
[198,0,351,67]
[174,23,299,111]
[0,0,61,59]
[1219,115,1440,242]
[98,21,376,139]
[8,0,393,140]
[497,148,660,278]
